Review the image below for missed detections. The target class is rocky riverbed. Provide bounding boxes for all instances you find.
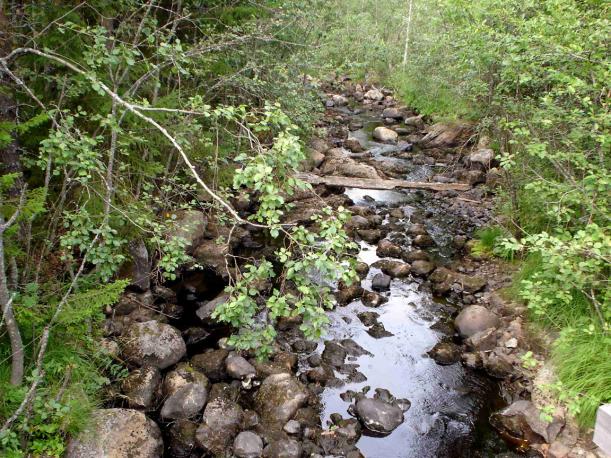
[68,79,603,458]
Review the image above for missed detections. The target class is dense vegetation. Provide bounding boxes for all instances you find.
[315,0,609,426]
[0,0,608,455]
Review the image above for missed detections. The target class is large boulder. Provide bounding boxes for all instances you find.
[454,305,500,338]
[191,349,229,382]
[420,123,472,149]
[492,400,564,445]
[162,362,210,397]
[429,267,487,295]
[234,431,264,458]
[255,373,309,428]
[192,239,228,275]
[195,398,243,455]
[122,321,186,370]
[196,293,229,325]
[320,157,380,179]
[121,365,161,409]
[161,382,208,420]
[354,397,404,435]
[172,210,207,251]
[373,127,398,144]
[65,408,163,458]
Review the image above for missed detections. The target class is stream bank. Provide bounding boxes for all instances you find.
[66,80,602,458]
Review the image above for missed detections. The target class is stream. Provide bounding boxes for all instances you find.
[316,109,507,457]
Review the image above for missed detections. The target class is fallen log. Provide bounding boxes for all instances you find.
[296,173,471,192]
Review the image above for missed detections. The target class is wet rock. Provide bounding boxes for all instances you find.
[376,239,403,258]
[373,126,398,144]
[120,365,161,409]
[226,354,256,380]
[162,362,210,397]
[354,397,404,435]
[167,419,197,458]
[378,260,411,278]
[367,323,394,339]
[345,138,364,152]
[430,268,487,295]
[427,341,461,365]
[323,341,348,367]
[371,273,392,291]
[234,431,264,458]
[255,373,309,427]
[65,408,163,458]
[410,260,435,276]
[263,438,302,458]
[191,349,229,381]
[195,293,229,325]
[292,339,318,353]
[492,400,564,445]
[160,382,208,420]
[195,398,243,455]
[336,284,364,305]
[335,418,362,444]
[454,305,500,338]
[355,262,370,278]
[357,311,379,327]
[413,234,434,247]
[275,352,298,372]
[361,290,387,307]
[209,382,240,403]
[122,320,186,370]
[306,364,335,385]
[402,249,430,262]
[307,353,322,367]
[340,338,372,357]
[345,215,371,231]
[357,229,382,244]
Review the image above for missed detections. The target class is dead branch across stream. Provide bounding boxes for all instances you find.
[296,173,471,192]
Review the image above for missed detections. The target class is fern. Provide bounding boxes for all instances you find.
[59,280,129,325]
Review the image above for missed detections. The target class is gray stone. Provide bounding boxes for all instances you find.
[234,431,264,458]
[255,373,309,427]
[196,293,229,325]
[454,305,500,338]
[410,260,435,276]
[263,438,302,458]
[122,320,186,370]
[427,341,461,365]
[226,354,256,380]
[371,273,391,291]
[160,382,208,420]
[355,397,404,435]
[121,365,161,409]
[195,398,243,455]
[191,349,229,381]
[65,408,163,458]
[373,127,398,144]
[162,362,209,397]
[322,341,347,367]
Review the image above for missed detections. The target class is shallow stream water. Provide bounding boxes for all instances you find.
[318,112,506,457]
